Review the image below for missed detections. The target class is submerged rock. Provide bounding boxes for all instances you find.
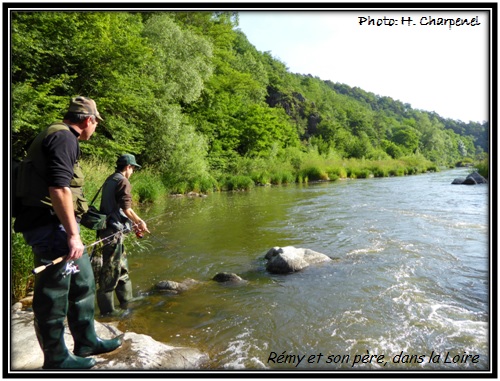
[265,246,332,274]
[154,278,200,293]
[212,272,244,283]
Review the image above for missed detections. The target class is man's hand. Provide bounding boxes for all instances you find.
[137,220,150,234]
[66,234,85,260]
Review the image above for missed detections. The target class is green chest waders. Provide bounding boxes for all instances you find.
[22,125,122,369]
[95,172,133,315]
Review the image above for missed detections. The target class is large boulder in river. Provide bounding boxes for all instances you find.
[464,171,488,184]
[265,246,332,274]
[452,171,488,185]
[155,278,200,294]
[10,308,208,370]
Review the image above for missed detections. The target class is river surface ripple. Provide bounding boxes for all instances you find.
[111,168,490,372]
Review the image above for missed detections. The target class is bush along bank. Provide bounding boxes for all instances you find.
[212,154,440,191]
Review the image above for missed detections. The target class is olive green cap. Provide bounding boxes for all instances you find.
[68,96,103,121]
[117,154,141,169]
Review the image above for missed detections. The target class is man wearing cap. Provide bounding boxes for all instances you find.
[95,153,149,315]
[14,96,122,369]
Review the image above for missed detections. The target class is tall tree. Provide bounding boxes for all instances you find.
[139,13,214,182]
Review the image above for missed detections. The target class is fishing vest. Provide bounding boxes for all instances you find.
[99,172,130,230]
[16,123,88,218]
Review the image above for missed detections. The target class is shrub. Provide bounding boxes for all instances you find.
[456,157,474,167]
[371,166,389,178]
[270,170,295,185]
[426,164,439,172]
[474,157,489,178]
[281,171,297,185]
[326,166,347,179]
[389,167,406,176]
[169,181,190,195]
[11,226,34,301]
[225,175,255,191]
[80,158,113,205]
[251,171,271,186]
[133,174,165,202]
[356,169,372,179]
[405,166,420,175]
[300,166,328,181]
[191,175,219,193]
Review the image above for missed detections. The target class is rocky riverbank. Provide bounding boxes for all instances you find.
[10,303,208,371]
[10,246,332,372]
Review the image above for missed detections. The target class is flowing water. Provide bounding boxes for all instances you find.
[105,168,490,371]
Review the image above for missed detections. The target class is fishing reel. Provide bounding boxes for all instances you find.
[133,225,144,239]
[62,261,80,278]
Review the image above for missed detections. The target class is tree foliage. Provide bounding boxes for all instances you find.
[11,10,488,186]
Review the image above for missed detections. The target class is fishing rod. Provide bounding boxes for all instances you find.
[31,211,170,275]
[32,255,67,275]
[31,229,124,275]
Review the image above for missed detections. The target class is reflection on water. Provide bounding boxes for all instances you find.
[105,168,489,371]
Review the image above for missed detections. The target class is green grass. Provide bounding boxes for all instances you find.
[224,175,255,191]
[300,166,329,182]
[133,170,167,202]
[11,226,34,301]
[474,156,488,179]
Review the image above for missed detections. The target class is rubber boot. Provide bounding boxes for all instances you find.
[68,254,122,357]
[116,278,133,309]
[96,290,116,315]
[35,317,96,369]
[96,237,122,315]
[31,248,95,369]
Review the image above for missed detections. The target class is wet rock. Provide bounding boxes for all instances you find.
[10,310,208,370]
[155,278,199,294]
[265,246,332,274]
[467,171,488,184]
[452,171,488,185]
[212,272,244,283]
[462,177,478,185]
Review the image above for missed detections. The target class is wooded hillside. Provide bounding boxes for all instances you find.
[11,11,488,190]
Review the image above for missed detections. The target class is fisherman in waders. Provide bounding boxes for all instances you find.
[14,97,122,369]
[95,154,149,315]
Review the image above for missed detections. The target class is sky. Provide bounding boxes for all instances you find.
[237,10,490,123]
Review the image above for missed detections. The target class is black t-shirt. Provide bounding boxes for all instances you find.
[14,125,81,232]
[43,126,80,188]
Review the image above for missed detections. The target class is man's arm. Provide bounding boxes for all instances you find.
[49,186,84,260]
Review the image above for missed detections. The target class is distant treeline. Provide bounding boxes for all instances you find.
[11,11,488,192]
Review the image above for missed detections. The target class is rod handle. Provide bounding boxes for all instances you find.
[32,255,66,275]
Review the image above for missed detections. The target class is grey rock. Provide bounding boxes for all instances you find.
[10,309,208,371]
[155,278,199,293]
[462,177,478,185]
[212,272,244,283]
[265,246,332,274]
[452,171,487,185]
[467,171,488,184]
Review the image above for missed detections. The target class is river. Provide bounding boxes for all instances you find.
[105,168,490,372]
